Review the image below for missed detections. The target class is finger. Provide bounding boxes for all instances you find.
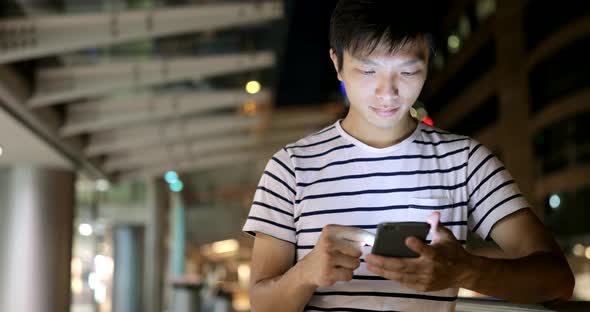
[330,267,354,283]
[332,225,376,245]
[427,211,441,238]
[366,254,417,273]
[434,224,456,243]
[426,212,456,243]
[366,264,420,285]
[330,253,361,270]
[405,236,436,259]
[331,238,364,258]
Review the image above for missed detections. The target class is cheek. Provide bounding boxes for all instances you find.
[344,78,374,99]
[356,78,378,96]
[400,79,425,99]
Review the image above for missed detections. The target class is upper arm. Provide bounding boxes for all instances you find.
[465,139,532,239]
[250,232,296,286]
[489,208,561,258]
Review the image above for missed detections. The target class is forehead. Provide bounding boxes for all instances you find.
[346,38,429,64]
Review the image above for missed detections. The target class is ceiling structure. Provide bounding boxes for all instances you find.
[0,105,71,168]
[0,0,341,188]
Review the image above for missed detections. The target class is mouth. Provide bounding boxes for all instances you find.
[370,106,400,117]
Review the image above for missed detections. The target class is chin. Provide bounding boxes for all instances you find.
[367,116,400,129]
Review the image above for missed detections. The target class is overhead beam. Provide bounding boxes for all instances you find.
[0,65,105,178]
[85,115,261,156]
[104,133,258,172]
[29,51,275,107]
[0,1,283,64]
[119,150,261,181]
[61,89,270,136]
[104,128,313,173]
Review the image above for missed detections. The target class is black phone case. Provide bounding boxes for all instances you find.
[371,222,431,258]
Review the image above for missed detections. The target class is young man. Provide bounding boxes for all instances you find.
[242,1,574,311]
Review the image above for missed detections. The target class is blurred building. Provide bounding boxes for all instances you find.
[422,0,590,300]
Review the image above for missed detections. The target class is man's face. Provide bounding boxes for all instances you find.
[330,41,428,130]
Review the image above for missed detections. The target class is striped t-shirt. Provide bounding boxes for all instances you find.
[243,119,530,312]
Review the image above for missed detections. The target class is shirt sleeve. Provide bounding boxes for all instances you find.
[242,148,297,244]
[466,138,531,239]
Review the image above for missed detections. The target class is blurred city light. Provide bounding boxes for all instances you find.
[232,292,250,311]
[416,107,428,120]
[549,194,561,209]
[71,257,83,275]
[211,239,239,254]
[71,278,83,294]
[79,223,93,236]
[94,255,114,277]
[458,15,471,38]
[447,35,461,53]
[94,285,107,304]
[238,263,251,288]
[0,145,3,157]
[170,180,184,192]
[88,272,99,290]
[586,247,590,259]
[242,100,257,115]
[164,171,179,184]
[95,179,110,192]
[245,80,261,94]
[476,0,497,21]
[573,244,585,257]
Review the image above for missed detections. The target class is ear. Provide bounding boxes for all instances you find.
[329,49,343,81]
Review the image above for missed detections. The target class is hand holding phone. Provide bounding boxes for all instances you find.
[370,222,430,258]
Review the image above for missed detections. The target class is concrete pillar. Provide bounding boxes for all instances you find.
[494,1,540,216]
[0,166,75,312]
[112,225,144,312]
[169,193,186,277]
[143,178,169,312]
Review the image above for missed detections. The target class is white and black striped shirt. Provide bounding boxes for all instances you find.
[243,119,529,312]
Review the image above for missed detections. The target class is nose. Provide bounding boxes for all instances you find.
[375,75,399,101]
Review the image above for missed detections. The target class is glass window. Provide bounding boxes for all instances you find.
[475,0,496,22]
[448,95,499,136]
[545,186,590,236]
[524,1,590,51]
[533,111,590,175]
[529,36,590,114]
[426,40,496,116]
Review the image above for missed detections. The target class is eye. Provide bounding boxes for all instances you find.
[402,70,419,77]
[360,70,375,75]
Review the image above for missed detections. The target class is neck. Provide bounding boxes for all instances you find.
[341,114,418,148]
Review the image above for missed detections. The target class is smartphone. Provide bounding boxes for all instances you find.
[371,222,431,258]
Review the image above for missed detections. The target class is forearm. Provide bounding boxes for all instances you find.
[250,258,317,312]
[462,251,574,304]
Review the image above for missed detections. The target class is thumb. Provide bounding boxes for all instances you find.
[335,226,375,246]
[427,211,454,243]
[427,211,440,234]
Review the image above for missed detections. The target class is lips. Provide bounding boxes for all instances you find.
[370,106,399,117]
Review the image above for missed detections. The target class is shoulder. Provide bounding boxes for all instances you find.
[265,122,340,167]
[415,123,471,144]
[281,122,343,155]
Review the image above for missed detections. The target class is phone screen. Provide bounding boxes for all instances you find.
[370,222,430,258]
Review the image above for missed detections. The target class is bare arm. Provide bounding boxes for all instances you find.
[462,209,575,303]
[250,226,373,312]
[249,233,316,312]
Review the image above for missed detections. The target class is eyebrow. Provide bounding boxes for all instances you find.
[357,57,425,67]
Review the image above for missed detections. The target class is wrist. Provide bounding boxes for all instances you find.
[456,252,483,290]
[295,254,320,289]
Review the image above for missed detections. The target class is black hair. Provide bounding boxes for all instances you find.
[329,0,436,71]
